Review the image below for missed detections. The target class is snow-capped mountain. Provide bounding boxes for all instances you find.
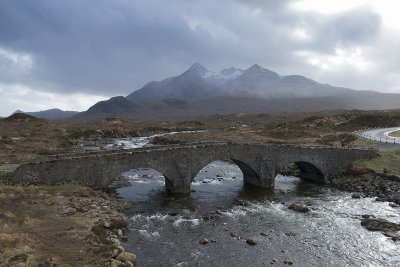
[71,63,400,121]
[126,63,354,102]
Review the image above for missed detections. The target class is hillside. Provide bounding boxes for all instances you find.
[72,92,400,122]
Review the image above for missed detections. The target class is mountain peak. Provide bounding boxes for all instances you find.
[186,63,208,74]
[243,64,280,79]
[248,64,266,71]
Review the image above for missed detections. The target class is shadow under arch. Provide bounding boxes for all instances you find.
[294,161,325,183]
[191,158,261,187]
[120,166,174,194]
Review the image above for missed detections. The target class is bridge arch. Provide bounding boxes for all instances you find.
[112,159,177,193]
[190,158,263,188]
[294,161,325,183]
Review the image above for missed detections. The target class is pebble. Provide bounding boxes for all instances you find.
[285,232,297,237]
[110,237,121,246]
[115,252,136,263]
[283,259,294,265]
[199,238,209,244]
[110,259,124,267]
[117,229,123,236]
[125,260,134,267]
[112,249,119,258]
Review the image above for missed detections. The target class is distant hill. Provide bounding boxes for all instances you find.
[71,96,136,122]
[72,92,400,122]
[4,113,42,122]
[13,109,78,121]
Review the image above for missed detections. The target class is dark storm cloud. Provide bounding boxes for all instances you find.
[0,0,203,93]
[0,0,388,98]
[308,7,382,53]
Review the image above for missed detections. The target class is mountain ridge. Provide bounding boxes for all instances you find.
[126,63,356,102]
[15,63,400,122]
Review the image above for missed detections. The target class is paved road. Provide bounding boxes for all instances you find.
[356,127,400,144]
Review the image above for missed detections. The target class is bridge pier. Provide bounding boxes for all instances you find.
[232,158,276,188]
[165,177,191,194]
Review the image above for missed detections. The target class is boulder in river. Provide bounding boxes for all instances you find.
[288,202,310,212]
[246,237,258,245]
[199,238,209,244]
[384,231,400,241]
[361,218,400,232]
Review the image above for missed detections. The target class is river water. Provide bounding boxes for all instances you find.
[117,161,400,267]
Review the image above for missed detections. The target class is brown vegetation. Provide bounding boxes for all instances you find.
[2,109,400,165]
[0,183,130,266]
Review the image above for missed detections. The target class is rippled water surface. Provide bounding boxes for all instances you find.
[117,161,400,267]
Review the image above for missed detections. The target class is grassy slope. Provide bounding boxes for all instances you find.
[353,148,400,176]
[389,130,400,137]
[348,137,379,149]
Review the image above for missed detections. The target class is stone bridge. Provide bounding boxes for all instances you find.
[12,143,378,194]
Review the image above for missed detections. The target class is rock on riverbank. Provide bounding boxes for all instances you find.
[331,172,400,204]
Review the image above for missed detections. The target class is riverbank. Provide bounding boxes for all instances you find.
[331,170,400,205]
[0,183,135,266]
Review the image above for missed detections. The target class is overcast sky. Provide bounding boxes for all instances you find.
[1,0,400,116]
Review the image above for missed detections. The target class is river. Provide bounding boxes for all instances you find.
[117,160,400,267]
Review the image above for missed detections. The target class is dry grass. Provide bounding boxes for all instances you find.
[0,183,120,266]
